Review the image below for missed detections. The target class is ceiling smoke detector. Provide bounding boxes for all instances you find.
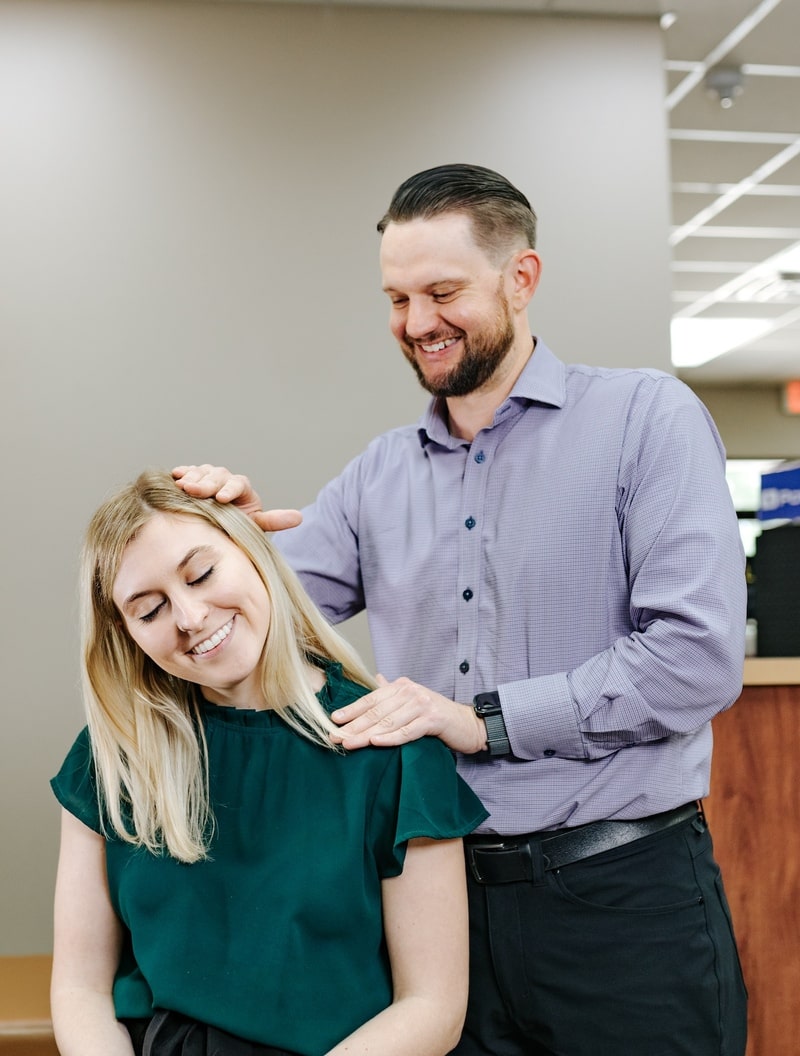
[705,66,744,108]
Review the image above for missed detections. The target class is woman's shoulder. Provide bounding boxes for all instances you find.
[50,726,102,833]
[54,725,94,772]
[315,659,370,715]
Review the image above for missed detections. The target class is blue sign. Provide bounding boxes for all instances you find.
[759,463,800,521]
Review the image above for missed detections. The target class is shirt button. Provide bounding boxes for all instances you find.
[465,516,476,530]
[459,660,470,674]
[462,588,473,601]
[543,749,556,757]
[474,450,485,464]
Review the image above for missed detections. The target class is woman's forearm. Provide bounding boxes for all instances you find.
[324,992,464,1056]
[51,986,135,1056]
[52,813,131,1055]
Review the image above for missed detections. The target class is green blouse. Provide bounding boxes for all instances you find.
[51,663,488,1055]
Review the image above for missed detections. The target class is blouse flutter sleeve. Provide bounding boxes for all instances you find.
[50,727,103,834]
[371,735,489,878]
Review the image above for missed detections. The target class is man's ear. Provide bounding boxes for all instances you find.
[509,249,542,310]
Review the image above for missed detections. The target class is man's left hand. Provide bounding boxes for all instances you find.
[331,675,487,754]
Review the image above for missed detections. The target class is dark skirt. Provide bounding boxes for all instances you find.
[122,1011,301,1056]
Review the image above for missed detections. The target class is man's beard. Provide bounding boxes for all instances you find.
[401,285,516,398]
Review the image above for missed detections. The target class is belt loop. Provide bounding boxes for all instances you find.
[692,799,707,833]
[529,836,546,885]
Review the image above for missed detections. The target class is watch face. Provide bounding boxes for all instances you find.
[475,692,501,715]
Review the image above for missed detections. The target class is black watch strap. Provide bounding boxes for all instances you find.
[473,691,511,757]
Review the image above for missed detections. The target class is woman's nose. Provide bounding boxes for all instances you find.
[174,596,208,634]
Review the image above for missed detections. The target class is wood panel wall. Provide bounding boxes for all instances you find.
[705,685,800,1056]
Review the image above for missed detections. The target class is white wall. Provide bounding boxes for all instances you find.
[0,0,671,953]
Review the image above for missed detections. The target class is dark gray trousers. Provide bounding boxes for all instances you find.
[453,814,747,1056]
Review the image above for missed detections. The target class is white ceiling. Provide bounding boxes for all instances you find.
[661,0,800,385]
[247,0,800,386]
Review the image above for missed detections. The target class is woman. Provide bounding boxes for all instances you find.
[50,470,488,1056]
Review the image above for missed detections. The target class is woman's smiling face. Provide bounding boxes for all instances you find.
[112,512,271,709]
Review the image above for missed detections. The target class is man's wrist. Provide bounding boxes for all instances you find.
[472,691,511,756]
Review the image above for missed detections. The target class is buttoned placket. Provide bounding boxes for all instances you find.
[452,406,519,700]
[419,398,528,703]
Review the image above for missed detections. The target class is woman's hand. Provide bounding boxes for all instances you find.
[172,465,302,532]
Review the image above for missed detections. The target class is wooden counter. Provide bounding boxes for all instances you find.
[705,674,800,1056]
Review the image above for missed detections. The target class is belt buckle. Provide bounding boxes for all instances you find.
[467,840,531,884]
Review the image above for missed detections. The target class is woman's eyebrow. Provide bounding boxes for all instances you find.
[122,545,216,608]
[176,545,215,572]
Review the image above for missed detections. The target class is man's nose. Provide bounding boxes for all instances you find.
[404,297,440,339]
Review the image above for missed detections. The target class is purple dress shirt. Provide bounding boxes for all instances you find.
[276,340,746,834]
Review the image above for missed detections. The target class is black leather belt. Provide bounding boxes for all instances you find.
[465,801,702,884]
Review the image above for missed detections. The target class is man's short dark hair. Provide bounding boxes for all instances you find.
[377,163,537,260]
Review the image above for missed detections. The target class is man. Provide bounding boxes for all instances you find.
[176,163,747,1056]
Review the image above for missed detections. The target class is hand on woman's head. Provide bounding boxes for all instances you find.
[172,465,302,532]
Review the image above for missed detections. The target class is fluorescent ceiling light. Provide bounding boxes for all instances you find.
[773,243,800,271]
[670,317,773,367]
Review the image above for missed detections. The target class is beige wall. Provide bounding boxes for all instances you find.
[0,0,672,953]
[690,385,800,460]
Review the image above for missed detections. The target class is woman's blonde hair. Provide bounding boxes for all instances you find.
[81,469,376,863]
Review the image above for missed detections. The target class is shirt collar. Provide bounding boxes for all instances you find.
[417,338,566,448]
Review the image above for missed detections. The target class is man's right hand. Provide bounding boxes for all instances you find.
[172,465,302,532]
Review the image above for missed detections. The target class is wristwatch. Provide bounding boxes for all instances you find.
[473,691,511,757]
